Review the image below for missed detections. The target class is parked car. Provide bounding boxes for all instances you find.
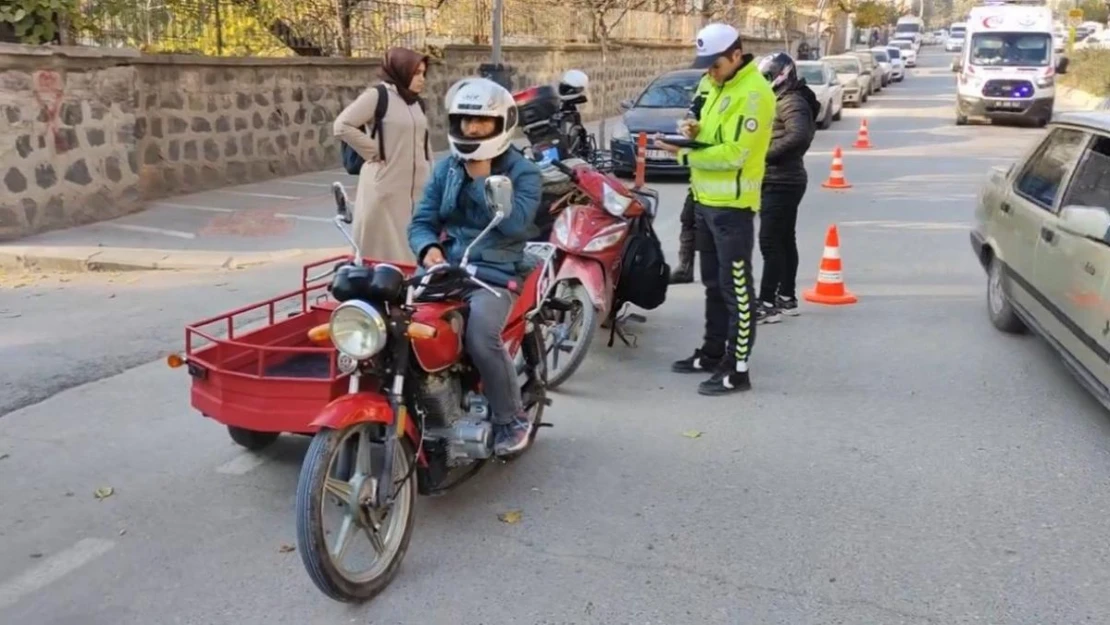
[610,68,703,176]
[850,50,883,94]
[888,39,917,67]
[797,60,844,129]
[824,54,870,107]
[883,46,906,82]
[869,47,894,87]
[1076,29,1110,50]
[970,111,1110,411]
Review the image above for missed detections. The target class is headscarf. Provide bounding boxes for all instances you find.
[380,47,428,106]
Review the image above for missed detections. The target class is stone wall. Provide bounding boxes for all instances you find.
[0,38,781,241]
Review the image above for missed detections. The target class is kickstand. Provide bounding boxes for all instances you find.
[606,302,646,348]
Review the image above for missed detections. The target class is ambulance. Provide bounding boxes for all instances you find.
[953,0,1068,127]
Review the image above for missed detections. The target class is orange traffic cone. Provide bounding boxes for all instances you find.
[852,119,873,149]
[821,146,852,189]
[803,225,858,306]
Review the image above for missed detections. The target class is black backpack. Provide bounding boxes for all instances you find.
[340,84,430,175]
[615,215,670,312]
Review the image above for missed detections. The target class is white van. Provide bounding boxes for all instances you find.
[946,22,967,51]
[953,3,1068,127]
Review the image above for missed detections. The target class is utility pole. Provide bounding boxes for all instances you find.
[481,0,512,90]
[492,0,503,64]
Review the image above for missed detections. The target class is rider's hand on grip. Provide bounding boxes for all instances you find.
[423,247,446,268]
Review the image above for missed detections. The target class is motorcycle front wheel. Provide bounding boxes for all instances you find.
[543,280,597,390]
[295,424,416,603]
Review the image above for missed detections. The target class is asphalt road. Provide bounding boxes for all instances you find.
[4,49,1110,625]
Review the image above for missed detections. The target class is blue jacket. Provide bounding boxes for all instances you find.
[407,148,542,290]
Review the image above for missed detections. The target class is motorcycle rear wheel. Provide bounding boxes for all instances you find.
[543,281,597,390]
[295,425,416,603]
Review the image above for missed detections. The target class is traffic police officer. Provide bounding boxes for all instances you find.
[656,23,776,396]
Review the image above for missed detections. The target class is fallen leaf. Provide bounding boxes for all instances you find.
[0,453,9,461]
[498,510,523,524]
[278,544,296,553]
[94,487,115,500]
[118,529,127,536]
[682,430,703,439]
[29,552,42,559]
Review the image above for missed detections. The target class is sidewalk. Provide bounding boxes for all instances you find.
[0,116,627,272]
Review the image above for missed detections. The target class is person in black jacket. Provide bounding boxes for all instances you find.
[755,53,819,324]
[669,76,710,284]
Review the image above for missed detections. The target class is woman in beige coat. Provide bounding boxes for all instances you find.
[334,47,433,265]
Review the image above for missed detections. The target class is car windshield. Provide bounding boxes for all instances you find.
[951,29,966,38]
[872,50,890,62]
[892,41,912,49]
[970,32,1051,66]
[896,24,920,34]
[827,58,859,74]
[634,75,699,108]
[798,65,825,84]
[887,48,902,59]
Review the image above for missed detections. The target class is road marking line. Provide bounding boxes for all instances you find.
[0,538,116,609]
[274,213,333,223]
[218,190,302,200]
[151,202,235,213]
[102,223,197,239]
[215,451,271,475]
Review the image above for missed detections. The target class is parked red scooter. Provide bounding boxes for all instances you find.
[538,157,659,388]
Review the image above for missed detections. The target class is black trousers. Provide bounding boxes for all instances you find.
[694,202,757,367]
[757,181,806,302]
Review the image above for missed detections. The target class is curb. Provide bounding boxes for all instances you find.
[0,246,349,272]
[1058,86,1110,110]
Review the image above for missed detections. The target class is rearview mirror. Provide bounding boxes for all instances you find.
[1055,56,1069,74]
[484,175,514,218]
[619,99,633,111]
[332,181,353,224]
[1058,205,1110,243]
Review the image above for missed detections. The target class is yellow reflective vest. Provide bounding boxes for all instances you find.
[679,58,775,211]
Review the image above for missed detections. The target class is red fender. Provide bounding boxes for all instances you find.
[554,255,611,317]
[310,393,426,464]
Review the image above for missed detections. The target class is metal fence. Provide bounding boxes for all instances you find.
[75,0,713,57]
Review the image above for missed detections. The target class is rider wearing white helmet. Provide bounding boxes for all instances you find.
[408,77,543,456]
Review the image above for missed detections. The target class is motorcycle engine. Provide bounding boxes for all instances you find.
[414,372,493,464]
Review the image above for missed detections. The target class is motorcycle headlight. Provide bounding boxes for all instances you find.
[553,207,572,246]
[601,182,633,217]
[329,300,388,360]
[583,223,628,252]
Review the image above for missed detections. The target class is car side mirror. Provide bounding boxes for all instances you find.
[619,99,633,111]
[1058,205,1110,243]
[1055,56,1069,74]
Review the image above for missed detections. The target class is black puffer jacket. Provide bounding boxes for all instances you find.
[764,80,820,184]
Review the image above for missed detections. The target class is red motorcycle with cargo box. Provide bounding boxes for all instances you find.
[170,179,558,603]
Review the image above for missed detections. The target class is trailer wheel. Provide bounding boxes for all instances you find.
[228,426,280,450]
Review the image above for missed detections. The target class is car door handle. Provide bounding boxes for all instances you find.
[1000,202,1012,213]
[1040,227,1055,243]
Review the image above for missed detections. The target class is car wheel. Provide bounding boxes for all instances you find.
[987,256,1026,334]
[833,105,842,121]
[956,111,968,125]
[818,103,832,129]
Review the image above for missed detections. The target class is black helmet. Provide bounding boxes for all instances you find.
[758,52,799,95]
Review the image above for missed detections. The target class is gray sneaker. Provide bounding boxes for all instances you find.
[775,295,800,317]
[755,301,782,325]
[494,417,533,456]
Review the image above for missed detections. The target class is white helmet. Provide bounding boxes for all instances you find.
[444,77,519,161]
[558,69,589,101]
